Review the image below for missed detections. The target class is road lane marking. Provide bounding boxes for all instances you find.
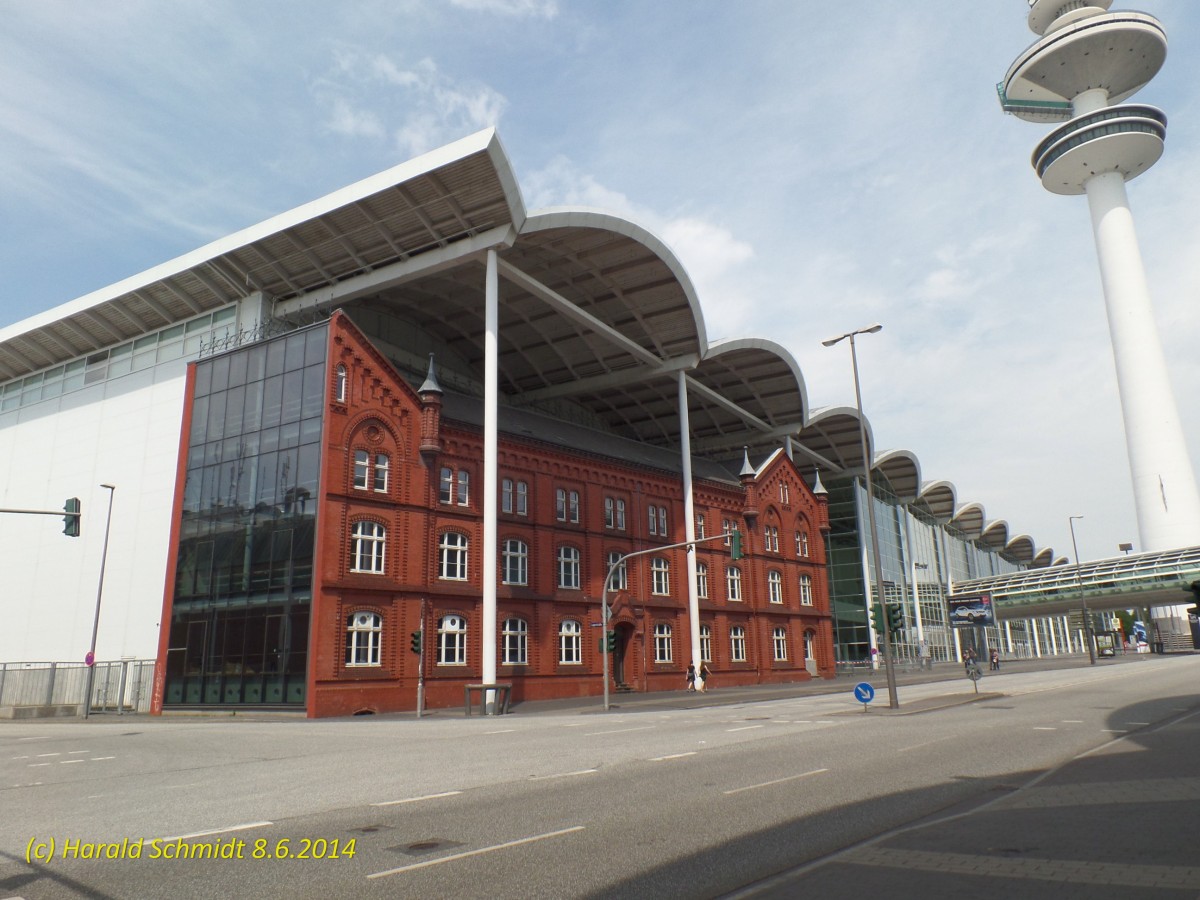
[366,825,585,879]
[1102,729,1128,734]
[724,768,828,795]
[651,752,697,761]
[484,729,516,735]
[28,763,51,768]
[585,726,655,736]
[1126,721,1150,726]
[36,753,61,758]
[371,791,463,807]
[897,735,955,753]
[92,756,116,761]
[1033,727,1057,731]
[529,769,597,781]
[726,725,764,733]
[158,821,273,842]
[1062,720,1084,724]
[68,750,90,754]
[60,760,84,765]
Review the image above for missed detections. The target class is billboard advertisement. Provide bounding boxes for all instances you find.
[946,593,995,628]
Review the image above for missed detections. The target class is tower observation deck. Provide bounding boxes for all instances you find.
[1000,1,1200,558]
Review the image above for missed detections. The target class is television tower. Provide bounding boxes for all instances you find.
[999,1,1200,553]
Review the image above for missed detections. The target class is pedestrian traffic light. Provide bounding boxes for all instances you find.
[887,603,904,634]
[410,630,422,655]
[62,497,81,537]
[730,529,743,560]
[606,630,616,652]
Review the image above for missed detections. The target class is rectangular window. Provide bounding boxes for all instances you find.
[696,564,709,599]
[800,574,813,606]
[456,471,469,506]
[559,621,582,665]
[568,490,580,523]
[651,557,670,595]
[696,513,705,539]
[373,454,388,492]
[726,567,742,602]
[605,497,615,529]
[768,570,783,604]
[648,505,657,535]
[502,478,514,514]
[615,498,625,530]
[657,506,667,537]
[731,627,746,663]
[773,627,788,661]
[556,488,567,522]
[700,625,712,663]
[723,520,732,546]
[439,467,453,504]
[353,450,370,490]
[606,551,627,592]
[654,624,672,663]
[516,480,528,516]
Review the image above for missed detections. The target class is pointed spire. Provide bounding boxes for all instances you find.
[739,446,755,478]
[419,353,442,395]
[812,467,827,496]
[785,435,794,461]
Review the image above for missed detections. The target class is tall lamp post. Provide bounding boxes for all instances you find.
[823,323,898,709]
[84,484,116,719]
[1068,514,1096,666]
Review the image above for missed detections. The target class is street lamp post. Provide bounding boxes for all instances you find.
[1068,514,1096,666]
[823,323,899,709]
[83,484,116,719]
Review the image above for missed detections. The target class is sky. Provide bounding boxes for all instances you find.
[3,0,1200,565]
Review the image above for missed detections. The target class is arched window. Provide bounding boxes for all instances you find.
[700,624,712,662]
[696,563,709,599]
[773,626,788,661]
[501,539,528,586]
[768,569,783,604]
[559,619,582,665]
[653,623,673,663]
[438,615,467,665]
[804,629,816,661]
[651,557,670,595]
[335,364,347,402]
[730,626,747,662]
[558,545,581,589]
[799,574,813,606]
[726,566,742,602]
[502,618,527,666]
[439,532,469,581]
[349,521,385,574]
[345,612,381,666]
[797,529,810,557]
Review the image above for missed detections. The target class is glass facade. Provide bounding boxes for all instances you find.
[163,324,327,706]
[825,475,1024,666]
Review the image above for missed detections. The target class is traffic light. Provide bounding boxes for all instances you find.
[730,529,743,560]
[410,630,422,655]
[62,497,81,537]
[887,603,904,634]
[869,602,883,633]
[606,630,616,652]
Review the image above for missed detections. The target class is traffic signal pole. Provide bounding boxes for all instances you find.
[601,531,740,711]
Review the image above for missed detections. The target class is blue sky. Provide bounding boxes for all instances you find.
[3,0,1199,564]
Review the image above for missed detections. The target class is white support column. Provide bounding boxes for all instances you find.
[1048,617,1059,656]
[1085,170,1200,552]
[481,250,499,703]
[1030,618,1042,658]
[678,372,702,674]
[1061,615,1073,654]
[1004,619,1014,655]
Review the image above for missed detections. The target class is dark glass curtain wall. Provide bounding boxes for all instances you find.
[164,324,326,706]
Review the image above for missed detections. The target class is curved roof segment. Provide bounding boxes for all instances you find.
[1,127,1054,563]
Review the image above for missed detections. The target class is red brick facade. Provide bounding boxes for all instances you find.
[309,312,833,716]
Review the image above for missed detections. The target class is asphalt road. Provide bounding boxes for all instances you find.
[1,654,1197,899]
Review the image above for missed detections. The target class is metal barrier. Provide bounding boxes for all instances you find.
[463,683,512,716]
[0,660,156,715]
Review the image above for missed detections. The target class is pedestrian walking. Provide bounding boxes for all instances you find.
[697,662,711,692]
[989,648,1000,671]
[685,662,696,692]
[963,647,977,673]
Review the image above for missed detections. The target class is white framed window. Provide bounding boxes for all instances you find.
[559,619,582,664]
[657,506,667,536]
[558,545,581,589]
[615,498,625,530]
[335,364,347,403]
[605,496,627,530]
[700,624,712,663]
[768,569,783,604]
[372,453,388,492]
[439,467,453,504]
[800,574,813,606]
[654,623,673,663]
[696,563,709,599]
[606,550,628,591]
[516,480,528,516]
[457,470,470,506]
[797,530,810,557]
[773,626,788,661]
[502,478,514,514]
[723,519,732,546]
[696,513,705,539]
[345,612,381,666]
[438,615,467,665]
[439,531,469,581]
[764,525,779,552]
[556,488,567,521]
[502,618,528,666]
[731,626,746,662]
[805,629,816,661]
[726,566,742,602]
[501,539,528,586]
[569,490,580,523]
[649,505,657,535]
[780,482,789,504]
[651,557,670,595]
[350,521,386,574]
[353,450,370,490]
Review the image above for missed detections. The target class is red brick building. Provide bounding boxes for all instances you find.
[306,312,832,716]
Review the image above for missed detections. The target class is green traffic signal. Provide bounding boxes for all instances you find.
[869,602,883,632]
[605,630,616,652]
[730,529,743,560]
[410,630,422,655]
[62,497,81,537]
[887,603,904,634]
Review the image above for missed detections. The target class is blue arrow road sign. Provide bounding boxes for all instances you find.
[853,682,876,704]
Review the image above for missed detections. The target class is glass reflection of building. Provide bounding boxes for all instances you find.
[825,474,1024,665]
[163,323,327,707]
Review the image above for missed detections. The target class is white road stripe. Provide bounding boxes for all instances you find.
[371,791,463,807]
[724,768,828,795]
[651,752,697,761]
[158,821,273,842]
[1033,727,1057,731]
[367,826,585,879]
[484,729,516,735]
[529,769,597,781]
[92,756,116,761]
[726,725,764,733]
[60,760,84,765]
[586,725,655,736]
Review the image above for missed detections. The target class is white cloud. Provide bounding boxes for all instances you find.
[448,0,558,17]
